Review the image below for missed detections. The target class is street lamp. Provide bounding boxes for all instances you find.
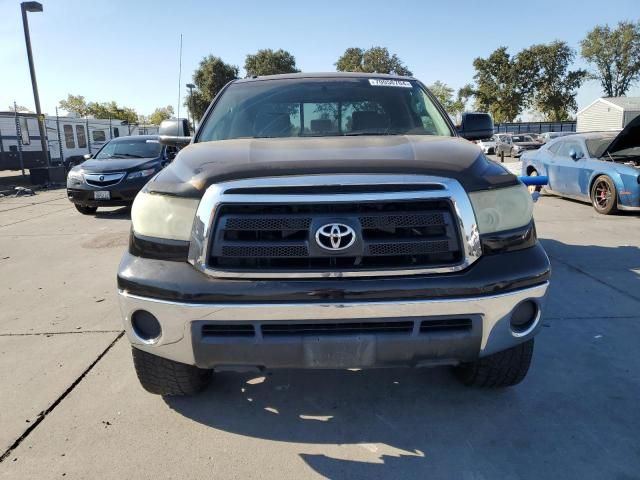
[186,83,195,131]
[20,1,48,167]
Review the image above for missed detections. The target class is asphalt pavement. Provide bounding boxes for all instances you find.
[0,181,639,479]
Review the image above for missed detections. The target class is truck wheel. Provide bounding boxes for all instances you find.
[590,176,618,215]
[454,339,534,387]
[131,347,212,396]
[74,204,98,215]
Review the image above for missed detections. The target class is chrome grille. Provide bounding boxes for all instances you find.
[84,172,125,187]
[187,174,482,278]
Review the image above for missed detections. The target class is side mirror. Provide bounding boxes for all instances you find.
[457,112,494,141]
[83,153,92,160]
[158,119,192,147]
[568,149,582,161]
[159,135,192,147]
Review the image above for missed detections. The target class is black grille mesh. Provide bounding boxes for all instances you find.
[209,200,462,272]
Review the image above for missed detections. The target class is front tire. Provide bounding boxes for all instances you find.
[74,204,97,215]
[454,339,534,387]
[131,347,212,396]
[591,176,618,215]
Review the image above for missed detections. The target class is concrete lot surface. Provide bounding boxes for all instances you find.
[1,186,639,479]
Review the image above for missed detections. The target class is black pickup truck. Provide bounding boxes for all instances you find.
[118,73,550,396]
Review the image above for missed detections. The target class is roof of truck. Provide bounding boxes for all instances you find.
[234,72,416,83]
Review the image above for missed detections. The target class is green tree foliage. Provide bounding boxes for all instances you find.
[148,105,175,125]
[59,94,91,117]
[581,21,640,97]
[427,81,465,119]
[244,49,299,76]
[188,55,239,121]
[519,41,586,121]
[471,47,536,123]
[8,104,32,113]
[58,94,137,123]
[335,47,412,76]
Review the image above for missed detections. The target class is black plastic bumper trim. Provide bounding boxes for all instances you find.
[117,242,550,304]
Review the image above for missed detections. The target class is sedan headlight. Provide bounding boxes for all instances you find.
[468,184,533,234]
[67,170,83,181]
[131,191,199,241]
[127,168,156,180]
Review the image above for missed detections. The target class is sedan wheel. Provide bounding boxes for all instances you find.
[591,176,618,215]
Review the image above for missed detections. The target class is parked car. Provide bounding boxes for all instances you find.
[539,131,575,144]
[66,135,175,214]
[118,73,550,396]
[495,134,542,158]
[521,116,640,214]
[476,135,497,154]
[528,133,544,143]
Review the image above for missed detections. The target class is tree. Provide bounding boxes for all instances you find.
[59,94,90,116]
[519,41,586,121]
[148,105,174,125]
[581,21,640,97]
[471,47,536,123]
[7,104,32,113]
[245,49,299,76]
[58,95,138,123]
[188,55,239,121]
[335,47,412,76]
[427,81,464,119]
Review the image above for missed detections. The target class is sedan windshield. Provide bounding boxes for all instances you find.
[94,139,162,160]
[197,78,453,142]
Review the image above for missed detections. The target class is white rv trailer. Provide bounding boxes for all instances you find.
[0,112,159,171]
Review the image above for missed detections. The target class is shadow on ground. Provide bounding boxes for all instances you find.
[164,240,640,479]
[94,206,131,220]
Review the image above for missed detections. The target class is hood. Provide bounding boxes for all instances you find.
[80,157,160,173]
[602,114,640,157]
[149,136,518,198]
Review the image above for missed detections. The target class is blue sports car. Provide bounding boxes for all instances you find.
[521,116,640,214]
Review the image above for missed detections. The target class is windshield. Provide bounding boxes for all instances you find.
[197,78,453,142]
[94,139,162,160]
[512,135,532,142]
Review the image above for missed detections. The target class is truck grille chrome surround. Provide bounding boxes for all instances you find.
[187,175,482,278]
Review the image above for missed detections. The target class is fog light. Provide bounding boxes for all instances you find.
[131,310,161,343]
[510,300,538,334]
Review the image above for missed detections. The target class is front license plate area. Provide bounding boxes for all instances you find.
[303,335,376,368]
[93,191,110,200]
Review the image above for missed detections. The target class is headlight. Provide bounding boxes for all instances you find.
[67,170,83,181]
[468,184,533,234]
[131,192,199,241]
[127,168,156,180]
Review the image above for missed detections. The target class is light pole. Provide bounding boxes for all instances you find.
[186,83,195,131]
[21,1,48,167]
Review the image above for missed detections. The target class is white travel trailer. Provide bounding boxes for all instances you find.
[0,112,160,171]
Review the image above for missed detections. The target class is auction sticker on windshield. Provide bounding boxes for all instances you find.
[369,79,412,88]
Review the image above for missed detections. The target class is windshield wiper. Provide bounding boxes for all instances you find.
[115,153,143,158]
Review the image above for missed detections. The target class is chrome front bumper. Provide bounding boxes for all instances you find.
[118,282,549,369]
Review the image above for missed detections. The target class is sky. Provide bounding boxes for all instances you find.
[1,0,638,119]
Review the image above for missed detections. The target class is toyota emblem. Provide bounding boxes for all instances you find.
[315,223,356,251]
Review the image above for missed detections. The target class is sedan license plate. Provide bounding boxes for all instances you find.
[93,191,110,200]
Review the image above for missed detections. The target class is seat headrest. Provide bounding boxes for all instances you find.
[254,112,292,137]
[352,111,389,131]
